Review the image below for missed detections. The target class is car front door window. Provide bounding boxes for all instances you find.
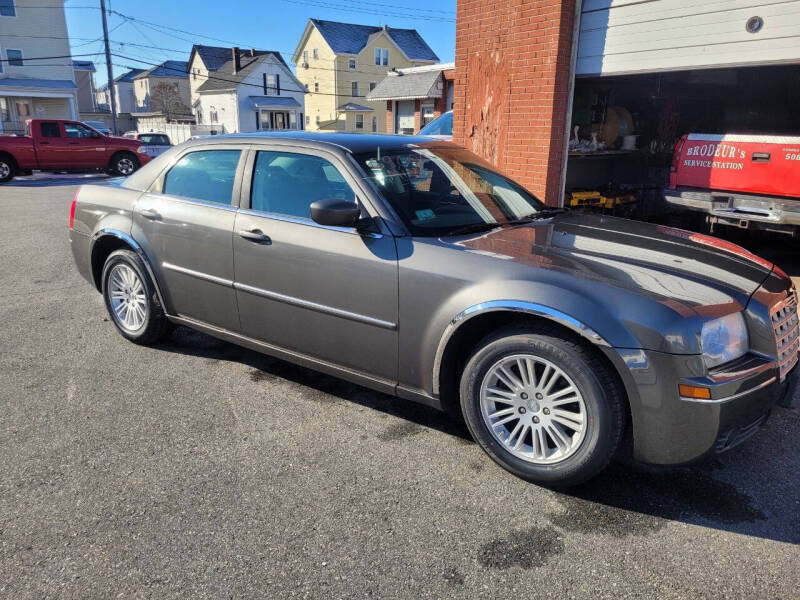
[250,150,355,220]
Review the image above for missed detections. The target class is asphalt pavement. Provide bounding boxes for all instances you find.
[1,176,798,599]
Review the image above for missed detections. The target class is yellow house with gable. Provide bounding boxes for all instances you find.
[292,19,439,133]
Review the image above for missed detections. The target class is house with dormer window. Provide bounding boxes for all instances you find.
[292,19,438,132]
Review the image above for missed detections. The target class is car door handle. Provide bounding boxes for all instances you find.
[139,208,161,221]
[239,229,271,244]
[69,142,79,145]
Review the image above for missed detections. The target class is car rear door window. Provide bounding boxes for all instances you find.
[250,151,355,219]
[40,122,60,138]
[163,149,242,205]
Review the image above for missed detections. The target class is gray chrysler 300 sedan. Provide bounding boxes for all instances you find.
[68,132,798,486]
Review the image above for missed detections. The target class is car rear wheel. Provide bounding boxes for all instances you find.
[102,249,169,345]
[460,324,624,487]
[0,156,15,183]
[110,153,139,176]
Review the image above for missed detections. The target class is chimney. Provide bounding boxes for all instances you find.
[232,47,241,74]
[250,48,256,57]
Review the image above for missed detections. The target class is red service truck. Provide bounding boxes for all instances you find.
[0,119,153,183]
[664,133,800,235]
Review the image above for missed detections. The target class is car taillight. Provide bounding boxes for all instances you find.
[670,136,686,173]
[69,188,79,228]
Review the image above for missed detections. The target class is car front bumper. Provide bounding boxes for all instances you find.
[603,347,794,465]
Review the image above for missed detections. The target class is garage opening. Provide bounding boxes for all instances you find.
[565,64,800,237]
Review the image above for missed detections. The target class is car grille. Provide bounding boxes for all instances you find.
[770,293,799,380]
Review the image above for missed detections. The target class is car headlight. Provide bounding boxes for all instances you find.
[136,146,148,153]
[700,312,748,368]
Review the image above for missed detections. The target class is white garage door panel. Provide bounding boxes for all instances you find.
[578,0,800,76]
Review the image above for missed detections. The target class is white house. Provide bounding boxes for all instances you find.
[95,68,144,115]
[0,0,78,133]
[195,48,306,133]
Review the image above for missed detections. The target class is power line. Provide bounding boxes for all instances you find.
[108,39,436,81]
[278,0,455,22]
[112,52,379,100]
[325,0,455,15]
[0,52,106,62]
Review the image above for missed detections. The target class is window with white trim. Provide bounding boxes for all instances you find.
[266,74,280,96]
[6,49,23,66]
[302,50,308,64]
[372,116,377,132]
[369,81,377,92]
[0,0,16,17]
[374,48,388,66]
[313,48,319,59]
[348,58,357,71]
[351,81,359,97]
[355,114,364,129]
[314,82,319,93]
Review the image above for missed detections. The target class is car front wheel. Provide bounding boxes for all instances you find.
[101,249,169,344]
[460,325,624,486]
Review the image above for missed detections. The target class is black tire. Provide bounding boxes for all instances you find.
[110,152,139,177]
[459,324,625,487]
[0,154,16,183]
[101,249,170,345]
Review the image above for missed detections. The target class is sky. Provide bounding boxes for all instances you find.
[64,0,457,88]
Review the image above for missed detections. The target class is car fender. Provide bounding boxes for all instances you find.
[423,279,643,397]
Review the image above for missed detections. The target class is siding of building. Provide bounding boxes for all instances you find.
[0,0,77,131]
[0,0,75,83]
[294,25,432,132]
[134,75,191,113]
[577,0,800,76]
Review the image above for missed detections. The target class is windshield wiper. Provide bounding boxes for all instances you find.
[446,208,567,237]
[446,218,536,237]
[520,207,568,219]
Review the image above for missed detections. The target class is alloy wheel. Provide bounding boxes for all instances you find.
[0,161,10,179]
[108,263,147,331]
[117,158,135,175]
[479,354,588,464]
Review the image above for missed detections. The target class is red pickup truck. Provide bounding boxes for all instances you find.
[0,119,153,183]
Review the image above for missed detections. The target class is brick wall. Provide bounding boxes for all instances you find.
[453,0,576,205]
[386,101,393,133]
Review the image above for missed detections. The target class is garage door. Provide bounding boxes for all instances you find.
[577,0,800,76]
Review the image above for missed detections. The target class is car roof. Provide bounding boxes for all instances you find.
[180,131,456,154]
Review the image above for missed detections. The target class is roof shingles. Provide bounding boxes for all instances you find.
[310,19,438,62]
[134,60,189,80]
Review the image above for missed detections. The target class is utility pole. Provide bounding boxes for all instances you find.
[100,0,117,135]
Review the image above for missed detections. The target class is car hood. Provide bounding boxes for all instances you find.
[448,212,773,313]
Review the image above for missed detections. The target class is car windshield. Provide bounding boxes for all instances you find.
[419,112,453,136]
[139,134,169,145]
[354,147,546,236]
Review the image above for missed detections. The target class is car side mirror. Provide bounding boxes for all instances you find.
[310,198,361,227]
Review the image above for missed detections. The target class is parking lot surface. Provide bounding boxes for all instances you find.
[1,177,798,599]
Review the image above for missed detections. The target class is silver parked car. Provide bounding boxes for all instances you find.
[68,132,798,485]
